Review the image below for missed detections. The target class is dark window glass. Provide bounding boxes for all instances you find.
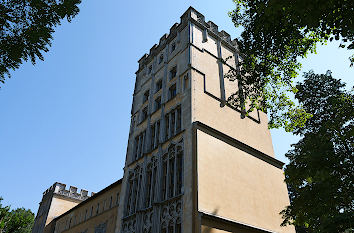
[150,124,155,150]
[176,106,181,133]
[168,222,174,233]
[148,65,152,74]
[168,84,176,100]
[168,157,175,198]
[145,170,152,207]
[165,114,170,139]
[176,152,183,195]
[176,222,181,233]
[142,107,148,121]
[171,42,176,52]
[169,66,177,80]
[171,111,176,136]
[154,97,161,111]
[159,54,164,64]
[162,160,167,200]
[143,90,149,103]
[156,80,162,92]
[156,121,160,147]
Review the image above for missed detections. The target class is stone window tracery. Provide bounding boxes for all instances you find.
[164,105,182,140]
[125,166,142,216]
[160,199,183,233]
[145,157,158,208]
[123,141,183,233]
[150,120,160,150]
[134,130,146,160]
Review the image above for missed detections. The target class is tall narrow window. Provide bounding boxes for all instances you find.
[156,121,160,147]
[183,74,189,91]
[130,179,137,214]
[175,220,181,233]
[162,157,168,200]
[168,157,175,198]
[171,42,176,52]
[116,192,120,205]
[176,106,181,133]
[169,66,177,80]
[109,196,112,208]
[165,114,170,140]
[168,221,174,233]
[145,168,152,207]
[171,111,176,136]
[84,209,87,221]
[96,203,99,214]
[151,166,157,204]
[141,107,148,122]
[154,96,161,111]
[90,206,93,217]
[159,54,164,64]
[168,84,176,100]
[143,90,150,103]
[148,65,152,74]
[176,151,183,195]
[125,182,133,215]
[150,123,155,150]
[156,80,162,93]
[135,130,146,159]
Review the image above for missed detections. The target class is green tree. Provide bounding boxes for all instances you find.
[0,0,81,86]
[227,0,353,131]
[280,71,354,232]
[0,197,34,233]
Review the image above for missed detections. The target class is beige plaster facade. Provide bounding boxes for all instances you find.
[32,6,295,233]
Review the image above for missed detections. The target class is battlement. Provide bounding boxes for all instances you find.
[137,6,239,71]
[43,182,95,201]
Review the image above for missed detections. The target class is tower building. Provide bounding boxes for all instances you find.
[32,7,295,233]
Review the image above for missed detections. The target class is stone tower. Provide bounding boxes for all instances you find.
[116,7,295,233]
[32,183,93,233]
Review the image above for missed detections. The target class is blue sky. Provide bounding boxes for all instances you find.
[0,0,353,213]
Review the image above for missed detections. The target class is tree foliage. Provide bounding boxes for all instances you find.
[228,0,353,131]
[0,197,34,233]
[280,71,354,232]
[0,0,81,86]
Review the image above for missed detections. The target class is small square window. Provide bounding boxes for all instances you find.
[154,97,161,111]
[156,80,162,92]
[171,42,176,52]
[169,66,177,80]
[159,54,164,64]
[143,90,149,103]
[168,84,177,100]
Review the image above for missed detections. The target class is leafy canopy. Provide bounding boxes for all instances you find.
[0,197,35,233]
[228,0,353,131]
[0,0,81,86]
[280,71,354,232]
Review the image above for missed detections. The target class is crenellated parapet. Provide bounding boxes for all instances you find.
[137,6,239,72]
[43,182,94,201]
